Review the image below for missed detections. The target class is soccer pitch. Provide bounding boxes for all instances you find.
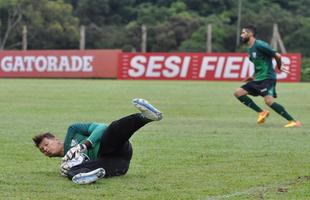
[0,79,309,200]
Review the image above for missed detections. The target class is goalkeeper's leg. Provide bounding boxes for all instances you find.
[97,99,162,156]
[67,142,133,179]
[98,113,149,155]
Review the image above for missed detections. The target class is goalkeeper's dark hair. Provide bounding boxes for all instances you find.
[33,132,56,147]
[244,24,257,37]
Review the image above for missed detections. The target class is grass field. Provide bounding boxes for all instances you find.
[0,79,309,200]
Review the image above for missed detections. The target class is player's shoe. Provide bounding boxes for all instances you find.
[284,121,301,128]
[72,168,105,184]
[257,110,270,124]
[132,98,163,121]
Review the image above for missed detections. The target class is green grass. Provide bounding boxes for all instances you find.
[0,79,309,200]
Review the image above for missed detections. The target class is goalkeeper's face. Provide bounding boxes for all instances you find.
[38,138,63,157]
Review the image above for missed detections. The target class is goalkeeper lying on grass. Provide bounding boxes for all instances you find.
[33,98,162,184]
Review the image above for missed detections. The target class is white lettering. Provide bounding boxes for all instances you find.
[1,56,13,72]
[0,55,95,73]
[180,56,190,78]
[146,56,164,77]
[70,56,83,72]
[35,56,47,72]
[129,56,146,77]
[223,57,243,78]
[215,57,225,78]
[47,56,58,71]
[241,57,253,78]
[13,56,25,72]
[24,56,35,72]
[199,56,217,78]
[163,56,181,78]
[58,56,70,71]
[82,56,93,72]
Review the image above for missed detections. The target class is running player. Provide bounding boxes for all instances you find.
[234,25,301,128]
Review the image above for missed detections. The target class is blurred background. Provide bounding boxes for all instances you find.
[0,0,309,80]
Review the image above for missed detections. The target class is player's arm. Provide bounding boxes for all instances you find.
[64,123,106,148]
[64,123,91,151]
[63,123,93,161]
[86,123,108,148]
[274,53,282,70]
[63,123,107,161]
[274,53,290,73]
[257,42,289,73]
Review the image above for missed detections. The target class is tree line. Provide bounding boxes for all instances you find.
[1,0,310,79]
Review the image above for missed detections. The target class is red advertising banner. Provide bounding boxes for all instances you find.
[0,50,121,78]
[118,53,301,82]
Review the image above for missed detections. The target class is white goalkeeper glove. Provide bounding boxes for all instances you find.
[60,153,89,177]
[62,144,87,162]
[60,161,70,177]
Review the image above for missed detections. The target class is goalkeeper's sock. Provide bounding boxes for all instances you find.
[237,95,263,113]
[270,102,294,121]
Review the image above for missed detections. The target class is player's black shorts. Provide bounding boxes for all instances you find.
[241,79,277,98]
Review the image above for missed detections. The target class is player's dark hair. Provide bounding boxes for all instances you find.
[244,25,257,37]
[32,132,55,147]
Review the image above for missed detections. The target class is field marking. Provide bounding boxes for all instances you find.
[205,176,310,200]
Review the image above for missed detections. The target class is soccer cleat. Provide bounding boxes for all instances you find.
[257,110,270,124]
[132,98,163,121]
[72,168,105,184]
[284,121,301,128]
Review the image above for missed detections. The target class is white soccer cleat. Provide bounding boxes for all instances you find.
[132,98,163,121]
[72,168,105,184]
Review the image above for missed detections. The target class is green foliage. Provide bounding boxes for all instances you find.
[85,24,129,49]
[169,1,187,15]
[301,57,310,81]
[1,0,309,55]
[147,15,204,52]
[136,3,171,25]
[24,0,79,49]
[178,26,207,52]
[284,18,310,57]
[0,0,17,7]
[1,0,310,77]
[74,0,137,25]
[0,0,79,49]
[272,0,310,17]
[183,0,235,16]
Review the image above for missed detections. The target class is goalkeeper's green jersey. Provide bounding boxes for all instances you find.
[63,123,108,160]
[247,39,277,81]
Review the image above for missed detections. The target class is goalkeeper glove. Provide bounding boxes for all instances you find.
[63,144,87,162]
[60,153,89,177]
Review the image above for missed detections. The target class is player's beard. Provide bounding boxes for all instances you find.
[241,37,249,44]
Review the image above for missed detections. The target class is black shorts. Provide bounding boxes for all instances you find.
[241,79,277,98]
